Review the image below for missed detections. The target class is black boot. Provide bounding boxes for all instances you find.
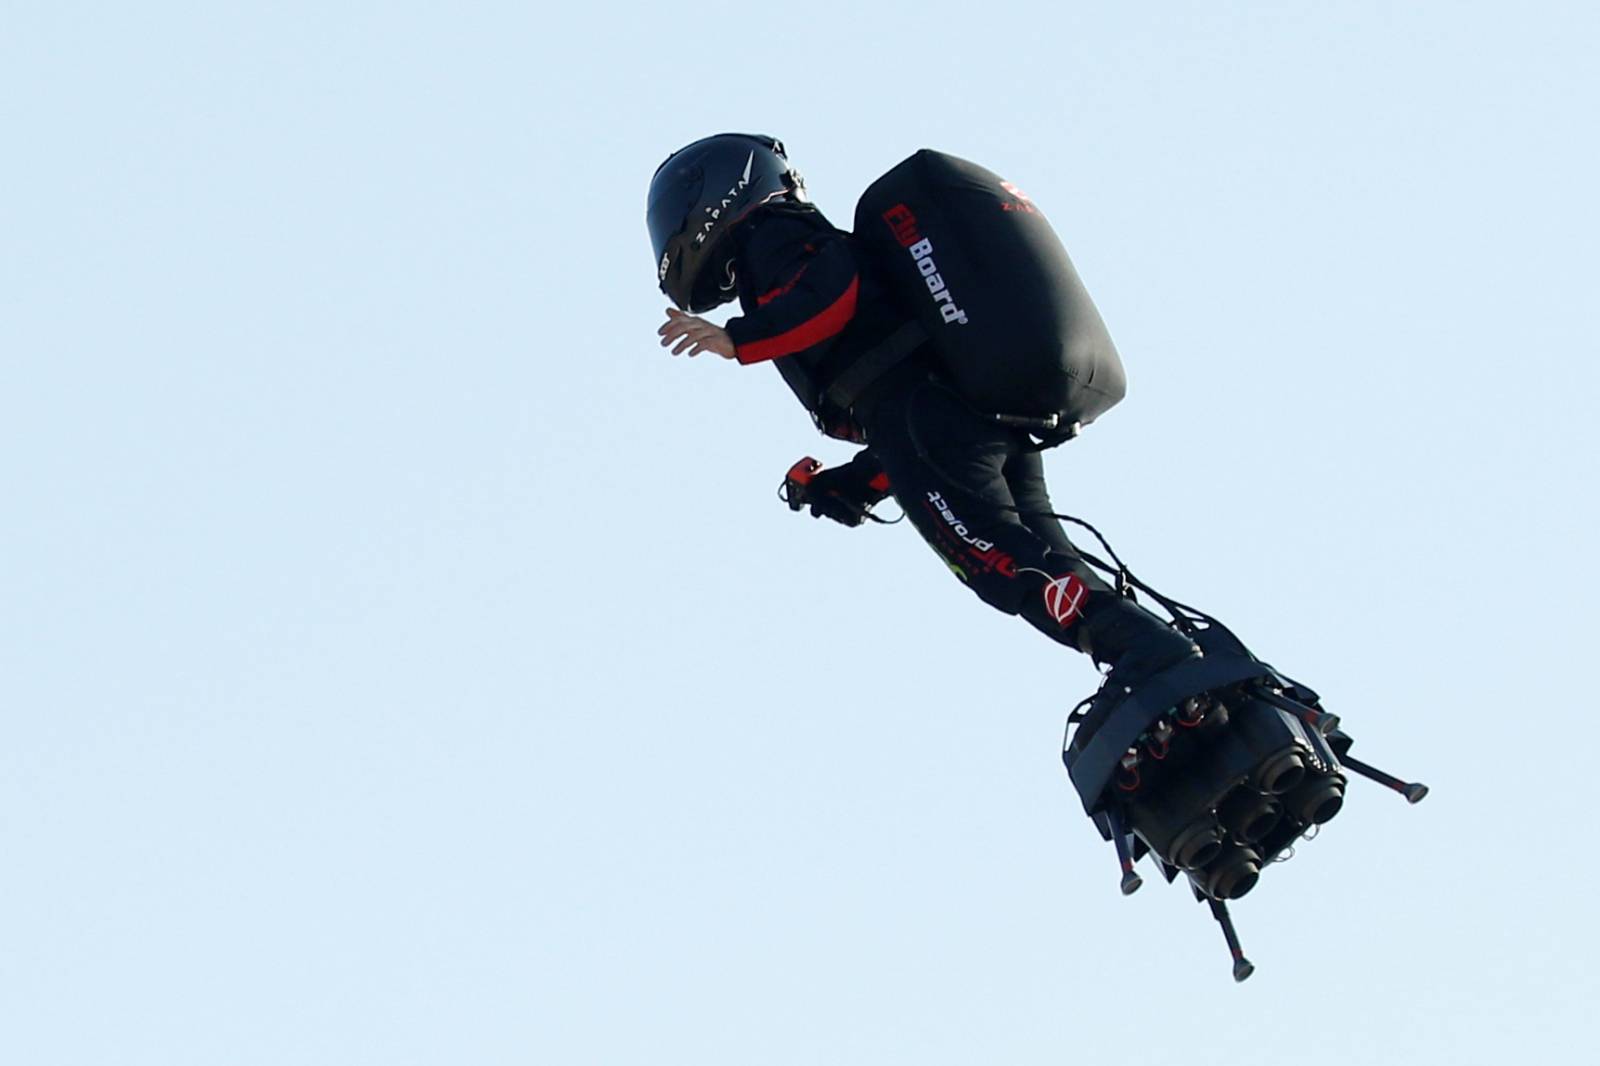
[1069,593,1200,753]
[1081,594,1199,694]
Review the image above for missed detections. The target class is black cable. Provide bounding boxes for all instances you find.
[1008,502,1214,631]
[896,380,1213,633]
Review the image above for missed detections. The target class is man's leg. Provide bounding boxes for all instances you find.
[865,381,1134,654]
[1003,447,1198,687]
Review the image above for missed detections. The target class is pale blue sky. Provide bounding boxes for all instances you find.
[3,2,1597,1063]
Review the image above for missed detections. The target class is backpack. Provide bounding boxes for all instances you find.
[850,150,1127,432]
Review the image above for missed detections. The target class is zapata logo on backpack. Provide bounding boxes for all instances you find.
[999,180,1040,215]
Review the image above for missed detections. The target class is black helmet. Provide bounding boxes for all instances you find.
[647,133,805,312]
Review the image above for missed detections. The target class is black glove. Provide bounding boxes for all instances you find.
[803,454,891,527]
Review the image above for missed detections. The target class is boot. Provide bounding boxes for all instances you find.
[1081,594,1199,691]
[1069,593,1200,753]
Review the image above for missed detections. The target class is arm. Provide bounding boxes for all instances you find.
[794,447,892,527]
[838,447,890,496]
[656,208,859,366]
[724,233,860,365]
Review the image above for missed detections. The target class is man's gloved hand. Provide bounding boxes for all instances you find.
[800,456,891,527]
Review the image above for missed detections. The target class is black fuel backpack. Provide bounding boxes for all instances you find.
[838,150,1127,438]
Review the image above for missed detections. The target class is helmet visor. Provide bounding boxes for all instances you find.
[647,161,704,267]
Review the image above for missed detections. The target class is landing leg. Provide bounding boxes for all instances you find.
[1255,686,1341,736]
[1207,898,1254,982]
[1341,754,1429,803]
[1106,804,1143,895]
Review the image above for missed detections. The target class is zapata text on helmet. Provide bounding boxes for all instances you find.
[881,204,969,326]
[692,151,757,248]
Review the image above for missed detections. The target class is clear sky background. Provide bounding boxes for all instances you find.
[4,2,1597,1063]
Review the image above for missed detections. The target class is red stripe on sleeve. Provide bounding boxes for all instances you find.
[735,277,860,365]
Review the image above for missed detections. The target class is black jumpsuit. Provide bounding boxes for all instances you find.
[722,202,1191,676]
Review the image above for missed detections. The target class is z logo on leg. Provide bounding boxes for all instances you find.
[1041,573,1088,627]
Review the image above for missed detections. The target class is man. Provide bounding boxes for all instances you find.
[648,133,1196,708]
